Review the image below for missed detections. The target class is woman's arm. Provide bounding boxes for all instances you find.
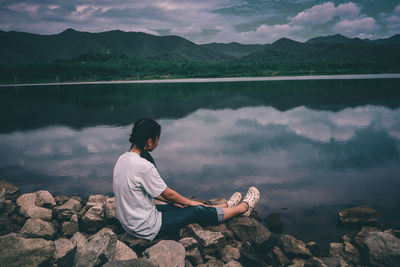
[160,186,204,207]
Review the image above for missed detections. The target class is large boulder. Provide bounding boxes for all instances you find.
[0,180,20,201]
[20,218,56,240]
[226,216,271,248]
[24,206,52,221]
[118,232,159,254]
[220,244,241,263]
[62,214,79,237]
[0,233,55,266]
[35,190,56,208]
[53,198,82,220]
[105,197,119,224]
[338,205,379,228]
[363,231,400,267]
[53,237,77,267]
[179,237,204,265]
[204,223,235,241]
[113,240,137,261]
[16,192,53,221]
[280,234,313,259]
[16,193,37,215]
[185,223,226,256]
[144,240,185,267]
[82,204,106,234]
[329,242,360,265]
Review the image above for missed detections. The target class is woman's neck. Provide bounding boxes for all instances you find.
[130,145,142,155]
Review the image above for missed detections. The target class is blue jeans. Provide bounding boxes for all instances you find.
[155,205,224,238]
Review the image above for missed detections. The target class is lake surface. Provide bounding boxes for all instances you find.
[1,77,400,251]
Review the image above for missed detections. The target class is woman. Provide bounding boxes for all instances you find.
[113,118,260,241]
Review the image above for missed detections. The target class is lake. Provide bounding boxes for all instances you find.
[1,77,399,251]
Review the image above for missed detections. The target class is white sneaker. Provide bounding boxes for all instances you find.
[242,186,260,216]
[226,192,242,208]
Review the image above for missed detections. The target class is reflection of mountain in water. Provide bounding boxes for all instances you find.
[1,78,399,133]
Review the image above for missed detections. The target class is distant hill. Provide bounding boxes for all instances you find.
[201,42,265,59]
[0,29,233,64]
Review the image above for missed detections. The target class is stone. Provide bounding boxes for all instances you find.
[20,218,56,240]
[280,234,313,259]
[113,240,137,261]
[2,199,16,216]
[105,197,119,223]
[221,244,241,263]
[226,216,271,248]
[35,190,56,208]
[0,188,5,212]
[266,246,290,266]
[304,257,327,267]
[288,258,306,267]
[53,198,82,220]
[0,180,20,201]
[25,205,53,221]
[385,229,400,239]
[306,241,320,257]
[204,223,235,241]
[179,237,203,265]
[265,213,283,233]
[53,237,77,267]
[363,231,400,267]
[186,223,226,256]
[119,232,159,254]
[354,226,381,249]
[0,233,55,266]
[62,214,79,237]
[16,193,37,215]
[198,256,225,267]
[321,257,350,267]
[329,242,360,265]
[87,194,108,204]
[102,258,158,267]
[0,215,20,235]
[208,198,228,205]
[223,260,243,267]
[82,204,105,234]
[239,242,269,267]
[55,195,70,206]
[144,240,185,267]
[338,205,379,228]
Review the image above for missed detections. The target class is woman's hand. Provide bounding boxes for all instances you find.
[188,200,205,206]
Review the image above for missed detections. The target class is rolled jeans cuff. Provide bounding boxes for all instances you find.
[215,206,224,223]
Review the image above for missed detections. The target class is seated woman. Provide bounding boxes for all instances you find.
[113,118,260,241]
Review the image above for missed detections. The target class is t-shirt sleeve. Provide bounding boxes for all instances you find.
[139,165,167,198]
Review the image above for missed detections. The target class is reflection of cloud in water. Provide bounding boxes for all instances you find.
[0,106,399,215]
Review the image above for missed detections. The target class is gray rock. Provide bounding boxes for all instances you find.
[71,232,89,266]
[35,190,56,208]
[179,237,203,265]
[113,240,137,261]
[53,237,77,267]
[87,194,108,204]
[239,242,269,267]
[204,223,235,240]
[62,214,79,237]
[208,198,228,205]
[119,232,159,254]
[266,246,290,266]
[265,213,283,233]
[186,223,226,256]
[25,205,53,221]
[54,195,70,206]
[226,216,271,248]
[2,199,16,216]
[288,258,306,267]
[82,204,105,234]
[364,231,400,267]
[0,233,55,267]
[320,256,350,267]
[144,240,185,267]
[221,244,241,263]
[385,229,400,239]
[338,205,379,228]
[54,198,82,220]
[0,188,5,212]
[280,234,313,259]
[306,241,320,257]
[105,197,119,223]
[304,257,328,267]
[0,215,20,235]
[0,180,20,201]
[223,260,243,267]
[329,242,360,265]
[20,218,56,240]
[16,193,37,215]
[354,226,381,249]
[102,258,157,267]
[198,256,225,267]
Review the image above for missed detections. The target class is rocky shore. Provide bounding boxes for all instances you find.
[1,179,399,267]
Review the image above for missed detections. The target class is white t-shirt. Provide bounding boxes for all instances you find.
[113,151,167,240]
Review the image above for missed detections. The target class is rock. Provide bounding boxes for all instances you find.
[113,240,137,261]
[2,199,16,216]
[204,223,235,240]
[288,258,306,267]
[266,246,290,266]
[265,213,283,233]
[87,194,108,204]
[304,257,327,267]
[0,215,20,235]
[208,198,228,205]
[306,241,320,257]
[179,237,203,265]
[338,205,379,228]
[55,195,70,206]
[105,197,119,224]
[280,234,313,259]
[25,205,53,221]
[354,226,381,248]
[0,188,5,212]
[198,256,225,267]
[82,204,105,234]
[363,231,400,267]
[53,198,82,220]
[16,193,37,215]
[62,214,79,237]
[71,232,89,266]
[329,242,360,265]
[53,237,77,267]
[0,233,55,266]
[224,260,243,267]
[385,229,400,239]
[102,258,158,267]
[185,223,226,256]
[20,218,56,240]
[119,232,159,254]
[221,244,241,263]
[35,190,56,208]
[226,216,271,248]
[321,256,350,267]
[239,242,268,267]
[0,180,20,201]
[144,240,185,267]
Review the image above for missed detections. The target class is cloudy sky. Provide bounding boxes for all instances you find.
[1,0,400,44]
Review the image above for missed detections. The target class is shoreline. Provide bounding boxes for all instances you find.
[1,73,400,87]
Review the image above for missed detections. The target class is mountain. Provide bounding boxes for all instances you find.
[201,42,265,59]
[306,34,368,45]
[0,29,233,64]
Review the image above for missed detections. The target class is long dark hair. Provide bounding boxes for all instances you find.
[129,118,161,165]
